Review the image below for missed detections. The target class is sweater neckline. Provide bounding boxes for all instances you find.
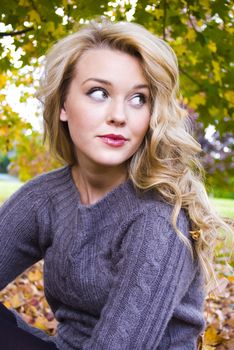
[66,165,136,212]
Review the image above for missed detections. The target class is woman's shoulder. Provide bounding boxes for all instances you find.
[4,166,73,207]
[138,188,187,219]
[18,166,71,195]
[135,188,190,238]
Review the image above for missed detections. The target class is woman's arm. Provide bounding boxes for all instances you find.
[82,207,202,349]
[0,181,51,290]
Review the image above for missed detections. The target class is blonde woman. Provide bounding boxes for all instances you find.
[0,21,231,350]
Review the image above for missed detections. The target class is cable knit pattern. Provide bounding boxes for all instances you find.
[0,166,205,349]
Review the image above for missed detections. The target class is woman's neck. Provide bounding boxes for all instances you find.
[71,163,128,205]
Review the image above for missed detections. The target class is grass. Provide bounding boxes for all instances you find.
[0,181,22,202]
[210,198,234,254]
[210,198,234,219]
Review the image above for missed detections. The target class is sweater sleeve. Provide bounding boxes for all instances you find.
[83,206,198,349]
[0,182,51,291]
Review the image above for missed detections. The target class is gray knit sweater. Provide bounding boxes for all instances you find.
[0,166,205,349]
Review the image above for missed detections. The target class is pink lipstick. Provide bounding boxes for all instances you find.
[98,134,128,147]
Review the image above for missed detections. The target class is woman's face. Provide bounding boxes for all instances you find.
[60,48,151,171]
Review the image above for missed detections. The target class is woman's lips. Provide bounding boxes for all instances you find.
[98,134,128,147]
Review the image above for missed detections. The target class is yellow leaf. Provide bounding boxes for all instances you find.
[174,44,187,56]
[190,55,198,65]
[153,9,164,19]
[22,41,34,53]
[189,93,206,109]
[211,60,222,84]
[45,21,55,33]
[28,269,42,282]
[224,90,234,104]
[3,300,11,308]
[28,10,41,23]
[28,305,38,316]
[208,41,217,53]
[0,74,7,89]
[208,106,219,116]
[34,316,48,331]
[204,326,224,346]
[63,0,69,8]
[19,0,30,6]
[185,28,196,42]
[11,294,24,308]
[226,26,234,34]
[226,275,234,282]
[200,0,210,8]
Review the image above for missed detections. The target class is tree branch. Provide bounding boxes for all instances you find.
[163,0,167,40]
[0,27,34,37]
[180,67,203,88]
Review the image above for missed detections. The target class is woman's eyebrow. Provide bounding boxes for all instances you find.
[82,78,112,86]
[133,84,149,90]
[82,78,149,90]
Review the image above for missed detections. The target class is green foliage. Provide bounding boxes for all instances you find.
[210,182,234,199]
[8,131,61,181]
[0,153,9,172]
[0,0,233,186]
[0,96,33,152]
[133,0,234,133]
[1,0,109,65]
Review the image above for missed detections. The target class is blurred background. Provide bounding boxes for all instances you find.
[0,1,233,349]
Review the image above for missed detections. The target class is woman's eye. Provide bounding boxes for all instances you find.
[87,88,108,101]
[130,94,147,107]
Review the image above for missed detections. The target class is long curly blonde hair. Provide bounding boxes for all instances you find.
[38,20,233,292]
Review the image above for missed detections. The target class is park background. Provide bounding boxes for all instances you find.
[0,0,233,349]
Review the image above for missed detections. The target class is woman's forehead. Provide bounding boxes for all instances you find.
[73,48,149,86]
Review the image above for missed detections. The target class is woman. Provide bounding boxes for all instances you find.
[0,20,231,349]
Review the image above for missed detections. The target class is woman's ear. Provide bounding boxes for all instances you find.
[60,107,68,121]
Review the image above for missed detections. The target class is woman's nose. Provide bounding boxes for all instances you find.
[106,99,126,126]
